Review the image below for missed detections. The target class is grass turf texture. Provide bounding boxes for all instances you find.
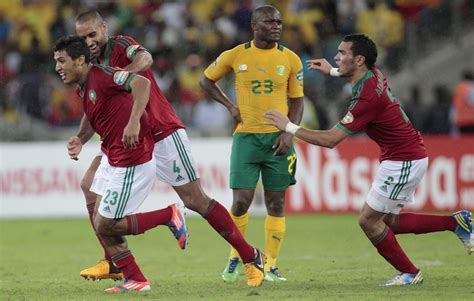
[0,215,472,301]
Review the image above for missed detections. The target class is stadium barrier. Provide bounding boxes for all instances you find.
[1,136,473,218]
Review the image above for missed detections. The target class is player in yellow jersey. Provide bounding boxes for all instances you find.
[200,5,304,283]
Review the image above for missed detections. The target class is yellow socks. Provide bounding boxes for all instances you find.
[264,215,286,271]
[229,212,249,259]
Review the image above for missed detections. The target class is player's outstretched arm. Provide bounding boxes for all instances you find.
[264,109,349,148]
[124,50,153,74]
[306,59,339,76]
[200,75,242,132]
[123,75,151,148]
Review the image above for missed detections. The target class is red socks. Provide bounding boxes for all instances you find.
[125,207,172,235]
[395,213,456,234]
[371,226,418,274]
[205,201,255,262]
[86,203,112,261]
[111,250,147,282]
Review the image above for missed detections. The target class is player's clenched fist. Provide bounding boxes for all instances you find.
[122,121,140,148]
[67,136,82,160]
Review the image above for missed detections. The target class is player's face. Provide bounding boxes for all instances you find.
[253,11,282,43]
[334,41,358,78]
[75,19,108,58]
[54,51,83,85]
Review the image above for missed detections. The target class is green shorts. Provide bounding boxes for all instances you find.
[230,132,297,192]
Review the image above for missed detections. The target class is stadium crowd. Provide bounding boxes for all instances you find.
[0,0,473,140]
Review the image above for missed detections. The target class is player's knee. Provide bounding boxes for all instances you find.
[232,199,251,216]
[181,193,210,214]
[358,215,371,232]
[265,199,284,215]
[80,177,91,194]
[95,218,113,235]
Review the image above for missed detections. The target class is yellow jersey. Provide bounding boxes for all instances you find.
[204,41,304,133]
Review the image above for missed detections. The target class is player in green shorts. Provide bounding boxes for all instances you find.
[201,5,304,283]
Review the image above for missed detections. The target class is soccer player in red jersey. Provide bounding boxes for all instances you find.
[70,10,266,287]
[54,35,189,292]
[264,34,473,286]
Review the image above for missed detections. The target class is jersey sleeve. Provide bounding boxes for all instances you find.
[114,36,147,62]
[203,47,240,81]
[336,95,378,135]
[287,51,304,98]
[96,67,137,94]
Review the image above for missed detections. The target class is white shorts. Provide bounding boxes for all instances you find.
[153,129,199,186]
[367,158,428,214]
[90,156,156,219]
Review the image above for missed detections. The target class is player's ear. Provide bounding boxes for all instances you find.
[356,55,366,67]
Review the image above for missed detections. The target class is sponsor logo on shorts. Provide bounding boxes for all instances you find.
[176,175,185,182]
[103,206,111,213]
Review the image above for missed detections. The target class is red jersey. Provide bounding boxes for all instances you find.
[77,64,154,167]
[94,35,184,141]
[337,67,427,161]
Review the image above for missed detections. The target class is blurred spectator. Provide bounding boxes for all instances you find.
[423,84,452,134]
[452,70,474,133]
[356,0,405,72]
[192,97,231,137]
[0,0,472,140]
[404,85,426,132]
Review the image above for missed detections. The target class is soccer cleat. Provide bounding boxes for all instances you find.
[105,279,151,292]
[452,210,473,254]
[80,259,123,281]
[264,267,287,282]
[381,270,423,286]
[243,249,266,287]
[167,203,188,250]
[222,257,241,282]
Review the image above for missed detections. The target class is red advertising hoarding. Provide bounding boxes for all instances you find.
[286,136,474,213]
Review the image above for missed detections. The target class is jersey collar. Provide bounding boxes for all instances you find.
[352,69,374,96]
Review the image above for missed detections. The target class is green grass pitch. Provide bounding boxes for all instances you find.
[0,215,472,300]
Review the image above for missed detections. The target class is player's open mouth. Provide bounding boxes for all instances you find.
[90,45,99,54]
[58,71,66,81]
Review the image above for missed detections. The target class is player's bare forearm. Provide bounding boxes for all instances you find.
[129,75,151,122]
[288,97,304,125]
[295,126,348,149]
[124,50,153,73]
[76,114,95,145]
[200,75,236,111]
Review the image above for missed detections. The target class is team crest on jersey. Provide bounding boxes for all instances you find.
[113,71,129,85]
[276,65,285,76]
[126,45,140,60]
[238,64,248,72]
[89,89,96,102]
[341,111,354,124]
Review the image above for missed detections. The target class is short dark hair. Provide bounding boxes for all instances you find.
[54,35,91,63]
[251,5,279,22]
[75,10,103,24]
[343,34,378,69]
